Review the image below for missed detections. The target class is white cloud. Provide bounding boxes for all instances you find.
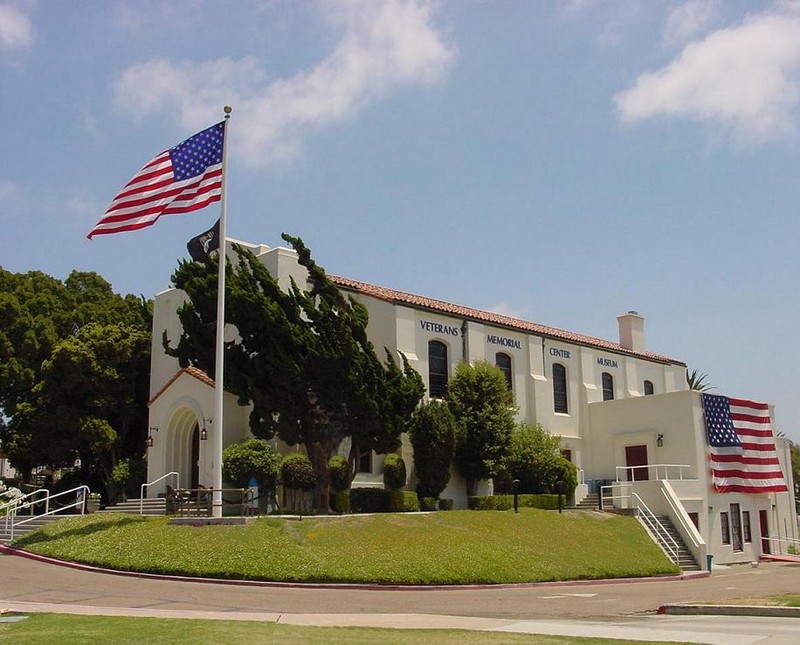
[664,0,719,46]
[112,0,456,166]
[615,7,800,144]
[0,4,33,49]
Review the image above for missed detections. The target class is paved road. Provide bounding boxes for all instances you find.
[2,552,799,643]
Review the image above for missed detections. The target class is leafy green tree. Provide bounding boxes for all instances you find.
[222,438,281,512]
[499,422,577,496]
[8,323,151,498]
[165,236,424,511]
[448,361,516,497]
[0,268,151,484]
[409,400,458,499]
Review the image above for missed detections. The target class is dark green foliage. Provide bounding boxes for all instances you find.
[223,439,281,492]
[468,494,560,511]
[329,490,350,513]
[497,423,577,496]
[382,453,407,491]
[389,490,419,512]
[448,361,516,497]
[0,268,151,489]
[438,498,454,511]
[419,497,437,511]
[327,455,350,492]
[349,487,389,513]
[165,237,424,511]
[281,453,316,491]
[409,400,458,499]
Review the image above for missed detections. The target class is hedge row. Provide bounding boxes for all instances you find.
[468,493,561,511]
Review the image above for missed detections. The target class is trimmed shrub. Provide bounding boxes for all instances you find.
[438,498,454,511]
[382,453,407,491]
[280,453,316,491]
[409,400,458,499]
[350,487,389,513]
[330,490,350,514]
[223,439,281,491]
[389,490,419,513]
[328,455,350,492]
[468,493,560,511]
[419,496,438,511]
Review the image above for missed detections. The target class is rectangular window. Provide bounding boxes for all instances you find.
[742,510,752,543]
[688,512,699,531]
[721,511,730,545]
[730,503,743,552]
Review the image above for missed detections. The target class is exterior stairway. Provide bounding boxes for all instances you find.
[571,493,600,510]
[98,497,167,516]
[646,515,700,571]
[0,514,66,544]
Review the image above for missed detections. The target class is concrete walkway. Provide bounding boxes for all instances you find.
[2,547,799,643]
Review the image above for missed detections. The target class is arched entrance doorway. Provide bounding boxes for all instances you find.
[164,407,204,490]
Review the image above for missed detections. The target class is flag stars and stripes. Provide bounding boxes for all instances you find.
[87,121,225,239]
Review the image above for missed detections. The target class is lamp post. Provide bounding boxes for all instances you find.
[512,479,520,514]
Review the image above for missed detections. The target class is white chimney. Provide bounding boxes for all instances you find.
[617,311,645,352]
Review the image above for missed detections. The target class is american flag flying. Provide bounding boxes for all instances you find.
[702,393,788,494]
[87,121,225,239]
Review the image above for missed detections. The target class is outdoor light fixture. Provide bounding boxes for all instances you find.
[200,419,210,441]
[656,433,664,447]
[147,426,158,448]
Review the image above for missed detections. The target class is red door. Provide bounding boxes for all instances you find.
[625,445,649,481]
[759,510,770,555]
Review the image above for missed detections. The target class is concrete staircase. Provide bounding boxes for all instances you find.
[571,493,600,511]
[646,515,700,571]
[0,514,67,544]
[98,497,166,516]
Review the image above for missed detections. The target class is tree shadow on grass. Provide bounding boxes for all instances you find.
[12,515,147,548]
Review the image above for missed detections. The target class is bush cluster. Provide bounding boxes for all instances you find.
[389,490,419,512]
[281,453,316,491]
[468,493,560,511]
[329,490,350,513]
[327,455,350,492]
[419,497,438,511]
[382,453,407,491]
[350,487,389,513]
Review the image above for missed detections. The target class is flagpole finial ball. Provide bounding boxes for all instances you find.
[224,106,232,115]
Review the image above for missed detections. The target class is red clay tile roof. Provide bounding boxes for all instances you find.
[149,365,215,406]
[329,275,684,365]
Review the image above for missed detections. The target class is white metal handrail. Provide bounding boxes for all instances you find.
[765,535,800,556]
[660,483,703,549]
[140,471,179,515]
[632,492,680,565]
[9,485,89,541]
[615,464,693,482]
[2,488,50,531]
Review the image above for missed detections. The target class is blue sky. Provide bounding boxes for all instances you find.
[3,1,800,442]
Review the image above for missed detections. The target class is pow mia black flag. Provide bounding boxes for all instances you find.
[187,219,220,262]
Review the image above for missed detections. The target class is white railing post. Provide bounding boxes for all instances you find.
[140,471,180,515]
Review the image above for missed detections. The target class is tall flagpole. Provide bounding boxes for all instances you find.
[212,106,232,518]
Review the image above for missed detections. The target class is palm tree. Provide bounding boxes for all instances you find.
[686,368,714,392]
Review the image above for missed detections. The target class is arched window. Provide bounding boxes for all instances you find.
[428,340,448,398]
[495,352,512,391]
[553,363,568,413]
[643,380,654,396]
[602,372,614,401]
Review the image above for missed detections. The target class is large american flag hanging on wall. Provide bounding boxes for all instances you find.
[702,393,788,494]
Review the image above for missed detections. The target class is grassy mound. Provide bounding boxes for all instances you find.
[12,508,680,585]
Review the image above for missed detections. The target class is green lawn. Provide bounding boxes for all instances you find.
[12,508,679,585]
[0,613,696,645]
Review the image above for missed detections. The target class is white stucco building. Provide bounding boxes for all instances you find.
[146,241,798,568]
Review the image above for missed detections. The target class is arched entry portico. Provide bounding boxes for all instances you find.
[164,405,205,490]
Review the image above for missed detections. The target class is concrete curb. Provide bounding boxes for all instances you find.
[0,544,707,590]
[658,603,800,618]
